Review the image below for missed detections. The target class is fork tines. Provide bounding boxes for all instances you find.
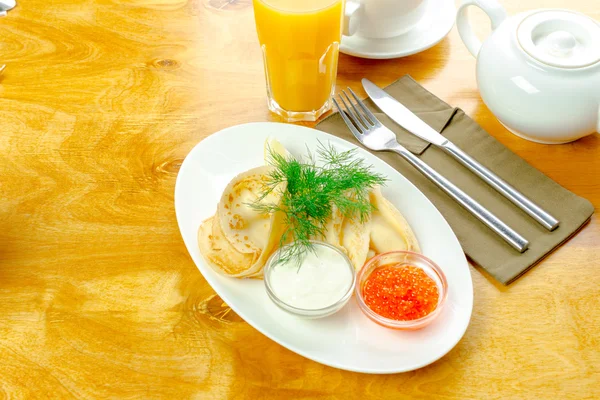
[333,88,378,135]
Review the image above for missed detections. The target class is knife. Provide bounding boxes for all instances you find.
[362,78,559,231]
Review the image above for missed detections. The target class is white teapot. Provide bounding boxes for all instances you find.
[457,0,600,144]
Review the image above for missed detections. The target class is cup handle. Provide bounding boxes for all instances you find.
[343,1,361,37]
[456,0,507,57]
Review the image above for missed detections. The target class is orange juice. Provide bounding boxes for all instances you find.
[253,0,344,121]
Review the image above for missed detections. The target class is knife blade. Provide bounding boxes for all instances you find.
[362,78,448,146]
[361,78,560,231]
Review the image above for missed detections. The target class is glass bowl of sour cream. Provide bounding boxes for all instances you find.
[263,241,356,319]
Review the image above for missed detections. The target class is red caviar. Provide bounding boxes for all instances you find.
[362,264,439,321]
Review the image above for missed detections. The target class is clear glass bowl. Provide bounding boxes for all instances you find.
[264,241,356,319]
[355,251,448,330]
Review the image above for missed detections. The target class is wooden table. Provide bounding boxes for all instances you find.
[0,0,598,398]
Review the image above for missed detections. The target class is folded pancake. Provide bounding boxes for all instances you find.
[340,215,372,271]
[309,204,343,248]
[217,166,283,255]
[198,207,286,278]
[198,165,287,278]
[368,187,420,255]
[315,200,371,271]
[264,137,292,164]
[198,217,258,276]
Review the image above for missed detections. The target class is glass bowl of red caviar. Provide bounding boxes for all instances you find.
[355,251,448,330]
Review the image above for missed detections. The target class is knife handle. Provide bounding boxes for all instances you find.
[441,141,559,231]
[391,144,529,252]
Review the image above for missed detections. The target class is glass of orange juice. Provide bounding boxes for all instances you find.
[253,0,344,122]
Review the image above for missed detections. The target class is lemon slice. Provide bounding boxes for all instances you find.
[264,137,292,165]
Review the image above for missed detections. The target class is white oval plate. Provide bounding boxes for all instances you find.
[175,122,473,374]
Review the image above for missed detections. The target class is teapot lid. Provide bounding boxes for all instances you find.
[517,10,600,69]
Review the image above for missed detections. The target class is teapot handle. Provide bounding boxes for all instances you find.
[457,0,508,57]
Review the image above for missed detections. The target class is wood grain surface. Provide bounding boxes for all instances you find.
[0,0,598,399]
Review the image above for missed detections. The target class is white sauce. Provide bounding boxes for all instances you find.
[268,244,353,310]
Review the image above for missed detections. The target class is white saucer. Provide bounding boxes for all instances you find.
[340,0,456,59]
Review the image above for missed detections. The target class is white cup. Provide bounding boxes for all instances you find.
[344,0,428,39]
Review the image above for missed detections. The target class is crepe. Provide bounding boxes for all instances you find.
[312,188,420,271]
[340,215,372,271]
[198,210,285,278]
[264,136,292,164]
[198,166,286,278]
[217,166,281,254]
[311,202,372,271]
[368,187,420,254]
[198,217,258,276]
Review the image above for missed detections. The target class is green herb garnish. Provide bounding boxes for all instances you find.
[251,142,386,265]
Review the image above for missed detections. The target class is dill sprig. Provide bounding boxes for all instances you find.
[251,142,386,265]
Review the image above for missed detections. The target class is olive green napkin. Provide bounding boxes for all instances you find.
[316,76,594,284]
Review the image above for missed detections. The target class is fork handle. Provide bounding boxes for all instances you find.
[391,144,529,252]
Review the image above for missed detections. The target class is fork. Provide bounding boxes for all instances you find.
[334,88,529,253]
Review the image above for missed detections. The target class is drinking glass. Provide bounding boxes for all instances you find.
[253,0,344,122]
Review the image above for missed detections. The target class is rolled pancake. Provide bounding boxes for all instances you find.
[369,187,420,254]
[217,166,283,255]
